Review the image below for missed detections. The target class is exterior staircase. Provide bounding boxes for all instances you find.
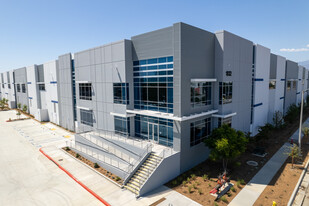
[124,152,162,195]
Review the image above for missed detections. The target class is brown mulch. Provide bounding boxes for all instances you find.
[63,147,123,185]
[253,136,309,206]
[166,108,309,206]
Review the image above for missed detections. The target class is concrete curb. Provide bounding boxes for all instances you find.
[39,148,111,206]
[287,158,309,206]
[61,148,123,188]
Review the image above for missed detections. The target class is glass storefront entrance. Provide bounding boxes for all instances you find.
[148,123,159,143]
[135,114,173,147]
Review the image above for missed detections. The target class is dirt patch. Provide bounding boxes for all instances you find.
[253,136,309,206]
[166,108,309,205]
[62,147,123,185]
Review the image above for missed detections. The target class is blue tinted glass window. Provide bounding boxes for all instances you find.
[133,67,139,71]
[167,64,173,68]
[148,66,157,70]
[140,60,147,65]
[133,56,173,113]
[148,58,157,64]
[133,61,139,66]
[158,57,167,63]
[113,83,129,105]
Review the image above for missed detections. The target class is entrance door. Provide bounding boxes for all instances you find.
[148,123,159,143]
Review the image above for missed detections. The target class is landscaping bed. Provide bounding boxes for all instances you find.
[62,147,123,185]
[166,107,309,205]
[253,136,309,206]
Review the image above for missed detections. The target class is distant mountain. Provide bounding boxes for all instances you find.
[299,60,309,68]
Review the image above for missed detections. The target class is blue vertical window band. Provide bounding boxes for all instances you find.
[133,56,173,113]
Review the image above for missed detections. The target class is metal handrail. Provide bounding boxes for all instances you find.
[67,141,128,179]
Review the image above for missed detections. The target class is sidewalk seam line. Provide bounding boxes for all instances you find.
[39,147,111,206]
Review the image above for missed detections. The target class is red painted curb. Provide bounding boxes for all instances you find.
[39,148,111,206]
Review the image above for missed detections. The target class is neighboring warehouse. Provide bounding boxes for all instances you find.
[0,22,308,196]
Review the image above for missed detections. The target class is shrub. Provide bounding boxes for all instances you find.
[256,123,274,143]
[182,180,187,187]
[214,202,218,206]
[198,188,202,195]
[191,174,196,180]
[234,161,241,167]
[237,180,241,188]
[76,153,80,158]
[273,111,284,129]
[188,186,192,193]
[284,104,300,123]
[221,196,228,203]
[196,181,201,186]
[172,180,177,186]
[65,147,70,151]
[208,183,212,187]
[22,105,27,113]
[231,186,236,192]
[115,176,121,181]
[94,163,100,168]
[202,174,209,181]
[193,183,197,189]
[187,177,191,182]
[240,179,245,185]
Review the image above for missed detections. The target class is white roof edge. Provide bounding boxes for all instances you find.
[126,109,218,121]
[76,106,92,111]
[212,112,237,118]
[191,78,217,82]
[110,112,136,118]
[76,80,91,83]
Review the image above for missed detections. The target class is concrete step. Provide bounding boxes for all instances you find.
[140,164,155,171]
[136,169,149,177]
[145,158,159,165]
[124,185,138,195]
[126,182,140,191]
[128,180,141,188]
[143,162,156,168]
[132,175,146,183]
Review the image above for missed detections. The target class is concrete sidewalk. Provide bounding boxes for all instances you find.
[229,118,309,206]
[43,142,202,206]
[1,110,201,206]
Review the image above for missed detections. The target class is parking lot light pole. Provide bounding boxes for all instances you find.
[298,89,309,154]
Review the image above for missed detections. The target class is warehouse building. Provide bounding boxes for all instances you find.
[0,22,308,196]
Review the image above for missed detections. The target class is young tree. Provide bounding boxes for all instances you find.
[22,105,27,113]
[17,103,21,110]
[16,111,21,119]
[287,144,301,169]
[204,124,249,172]
[273,111,284,129]
[0,99,5,110]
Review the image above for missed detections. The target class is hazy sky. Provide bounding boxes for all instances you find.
[0,0,308,72]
